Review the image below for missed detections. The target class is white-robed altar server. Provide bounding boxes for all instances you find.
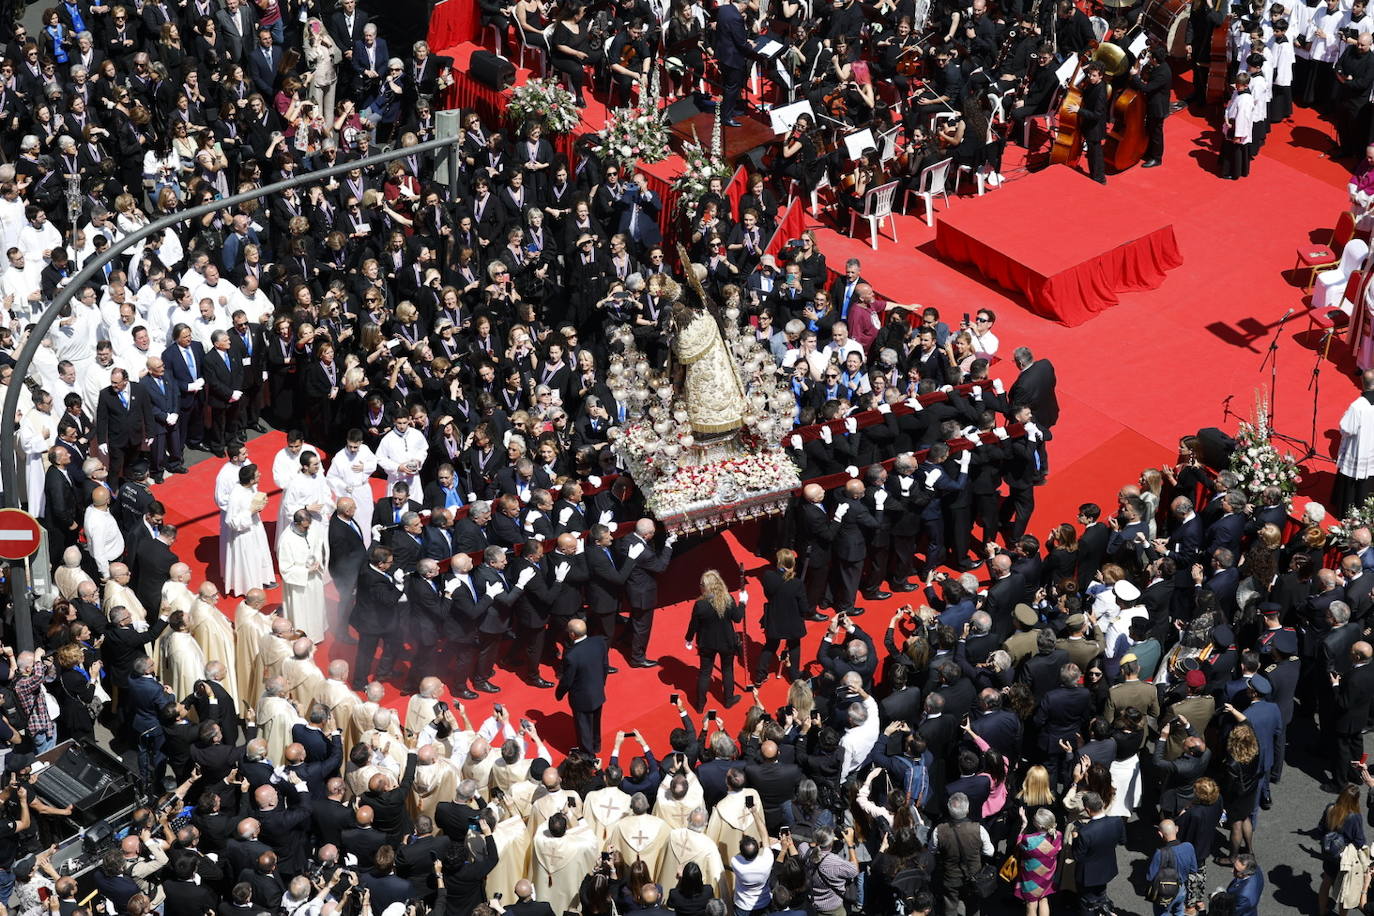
[1335,368,1374,517]
[223,463,276,596]
[18,389,57,516]
[273,431,324,532]
[215,442,250,579]
[375,413,428,492]
[282,450,336,525]
[278,510,329,641]
[326,430,378,541]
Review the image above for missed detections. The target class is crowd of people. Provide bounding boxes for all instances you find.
[0,0,1359,913]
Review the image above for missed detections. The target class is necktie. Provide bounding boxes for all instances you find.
[184,347,195,376]
[223,351,230,370]
[466,577,477,600]
[119,390,128,408]
[603,547,612,564]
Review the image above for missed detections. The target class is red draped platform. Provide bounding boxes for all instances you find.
[933,165,1184,326]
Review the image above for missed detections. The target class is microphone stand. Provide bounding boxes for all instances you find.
[1259,307,1313,456]
[1303,327,1337,464]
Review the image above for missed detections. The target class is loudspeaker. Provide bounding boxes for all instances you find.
[665,96,701,123]
[1195,427,1237,471]
[434,108,461,185]
[470,50,516,90]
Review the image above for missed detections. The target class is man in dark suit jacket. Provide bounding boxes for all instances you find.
[161,323,206,453]
[164,857,219,915]
[202,330,246,456]
[584,524,638,643]
[1326,640,1374,790]
[1204,490,1247,559]
[139,359,182,477]
[499,882,556,916]
[255,776,314,877]
[1034,662,1094,786]
[328,498,368,639]
[215,0,258,61]
[184,674,240,746]
[353,546,403,689]
[95,370,149,484]
[1007,346,1059,473]
[555,618,610,753]
[383,514,427,574]
[340,808,388,867]
[796,485,838,615]
[228,311,268,432]
[360,751,418,843]
[620,521,673,667]
[1072,794,1126,910]
[744,742,805,835]
[42,447,80,565]
[132,526,179,617]
[312,777,356,848]
[403,562,450,694]
[247,29,282,96]
[712,0,753,124]
[829,479,879,617]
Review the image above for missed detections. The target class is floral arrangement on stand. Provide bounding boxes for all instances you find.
[1227,393,1302,501]
[604,297,800,530]
[506,78,581,134]
[1333,494,1374,547]
[598,107,672,167]
[671,106,731,215]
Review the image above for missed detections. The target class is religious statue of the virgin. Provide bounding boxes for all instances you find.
[669,245,747,440]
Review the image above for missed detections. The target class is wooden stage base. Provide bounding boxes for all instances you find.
[668,112,777,165]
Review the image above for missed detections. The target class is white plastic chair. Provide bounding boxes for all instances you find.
[483,22,505,55]
[986,91,1006,126]
[955,163,988,196]
[789,169,832,213]
[1313,238,1369,311]
[903,158,953,227]
[1022,110,1055,148]
[517,24,549,76]
[849,179,900,249]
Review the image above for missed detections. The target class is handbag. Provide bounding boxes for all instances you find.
[998,853,1019,883]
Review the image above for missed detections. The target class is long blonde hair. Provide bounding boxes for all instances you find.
[788,679,814,721]
[776,548,797,581]
[701,570,730,615]
[1019,765,1055,807]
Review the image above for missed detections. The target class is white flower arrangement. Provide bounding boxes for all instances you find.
[598,106,671,167]
[1334,494,1374,547]
[1227,394,1301,500]
[507,78,581,134]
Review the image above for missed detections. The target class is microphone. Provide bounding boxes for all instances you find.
[1278,307,1296,321]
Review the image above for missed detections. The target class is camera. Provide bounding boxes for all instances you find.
[433,700,449,716]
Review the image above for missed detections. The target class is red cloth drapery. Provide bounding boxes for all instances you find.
[427,0,479,51]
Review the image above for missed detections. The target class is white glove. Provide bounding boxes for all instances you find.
[554,563,569,583]
[665,533,677,547]
[262,371,268,381]
[98,443,109,455]
[790,434,803,450]
[819,426,832,444]
[502,429,513,448]
[1025,422,1042,441]
[230,389,242,402]
[739,589,749,604]
[371,524,384,539]
[874,490,888,509]
[845,465,859,478]
[484,582,504,598]
[627,542,645,559]
[443,581,459,598]
[924,469,940,488]
[466,492,476,503]
[844,417,857,434]
[165,412,178,425]
[599,511,615,526]
[833,502,849,521]
[189,378,205,392]
[516,568,536,589]
[906,398,923,412]
[588,475,602,488]
[971,386,983,400]
[939,385,953,394]
[877,403,892,414]
[899,477,913,495]
[957,451,972,473]
[993,378,1005,394]
[558,506,574,525]
[392,569,405,584]
[993,427,1010,440]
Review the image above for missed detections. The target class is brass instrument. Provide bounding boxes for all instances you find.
[1091,40,1130,77]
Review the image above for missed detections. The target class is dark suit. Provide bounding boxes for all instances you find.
[95,384,149,483]
[138,371,180,474]
[1073,814,1126,905]
[247,43,282,96]
[555,635,610,752]
[101,619,168,689]
[161,339,206,453]
[42,464,80,565]
[712,1,752,121]
[744,758,805,835]
[328,514,367,633]
[132,536,177,615]
[353,564,404,687]
[201,345,245,453]
[584,542,635,641]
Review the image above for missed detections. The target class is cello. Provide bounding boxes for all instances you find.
[1102,42,1149,170]
[1049,55,1087,165]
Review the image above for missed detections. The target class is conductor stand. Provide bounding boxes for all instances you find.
[1258,307,1315,458]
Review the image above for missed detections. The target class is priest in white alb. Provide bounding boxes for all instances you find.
[157,609,206,701]
[104,562,148,628]
[531,812,599,916]
[257,675,304,764]
[658,807,725,894]
[326,432,378,540]
[277,510,328,641]
[272,432,323,533]
[215,444,250,579]
[1336,367,1374,517]
[281,450,336,525]
[188,581,239,703]
[233,589,271,709]
[222,464,276,596]
[374,413,428,491]
[18,392,56,517]
[280,637,326,711]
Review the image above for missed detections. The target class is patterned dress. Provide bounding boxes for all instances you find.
[1013,830,1063,902]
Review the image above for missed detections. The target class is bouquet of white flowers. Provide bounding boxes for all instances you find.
[507,78,581,134]
[1227,394,1301,500]
[598,106,671,166]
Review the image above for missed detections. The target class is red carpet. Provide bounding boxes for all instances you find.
[155,86,1359,760]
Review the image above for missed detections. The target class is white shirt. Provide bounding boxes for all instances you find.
[1339,392,1374,477]
[82,505,125,577]
[730,848,775,912]
[839,695,881,780]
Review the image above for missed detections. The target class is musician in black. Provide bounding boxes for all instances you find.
[664,4,706,98]
[995,10,1042,95]
[1008,42,1060,142]
[899,124,944,196]
[907,44,965,137]
[1129,41,1174,167]
[875,16,921,98]
[1054,0,1096,56]
[549,2,604,107]
[1071,60,1110,183]
[607,19,653,101]
[1182,0,1226,106]
[961,0,1000,69]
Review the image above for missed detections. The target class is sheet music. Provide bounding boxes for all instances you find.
[770,99,812,132]
[1128,31,1148,56]
[754,37,783,58]
[843,127,877,159]
[775,58,794,90]
[1055,56,1080,86]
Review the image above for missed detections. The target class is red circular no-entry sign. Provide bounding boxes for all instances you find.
[0,509,42,560]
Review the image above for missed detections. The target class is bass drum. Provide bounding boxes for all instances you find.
[1142,0,1190,57]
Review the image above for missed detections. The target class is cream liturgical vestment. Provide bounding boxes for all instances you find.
[706,789,766,874]
[188,598,239,702]
[318,679,361,747]
[412,758,460,819]
[161,581,195,616]
[583,786,632,844]
[608,812,671,878]
[531,821,599,915]
[281,656,326,711]
[104,579,148,627]
[404,695,439,742]
[277,524,328,641]
[487,813,534,902]
[258,694,302,764]
[157,629,205,701]
[234,602,272,709]
[659,827,725,893]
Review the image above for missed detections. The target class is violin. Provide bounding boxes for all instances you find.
[823,85,849,117]
[620,42,639,67]
[895,45,924,77]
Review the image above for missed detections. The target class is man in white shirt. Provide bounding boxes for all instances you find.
[190,298,230,349]
[965,308,1001,356]
[821,321,866,367]
[375,413,429,491]
[838,672,881,779]
[781,330,831,381]
[730,836,775,915]
[82,487,124,578]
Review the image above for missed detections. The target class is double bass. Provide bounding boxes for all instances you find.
[1102,42,1149,170]
[1049,56,1087,165]
[1205,7,1233,104]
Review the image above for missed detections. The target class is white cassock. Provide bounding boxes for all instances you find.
[413,756,461,818]
[326,445,379,540]
[223,486,275,596]
[658,827,725,894]
[104,579,148,628]
[17,409,55,516]
[234,601,272,709]
[706,788,765,896]
[215,460,246,578]
[281,655,326,711]
[374,427,429,491]
[273,444,324,532]
[82,507,124,578]
[404,694,439,741]
[1338,393,1374,499]
[188,598,239,702]
[277,524,328,640]
[531,821,599,915]
[257,693,302,764]
[282,471,336,526]
[157,629,206,701]
[318,679,362,749]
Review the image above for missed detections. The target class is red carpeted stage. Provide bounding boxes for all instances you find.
[934,165,1185,326]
